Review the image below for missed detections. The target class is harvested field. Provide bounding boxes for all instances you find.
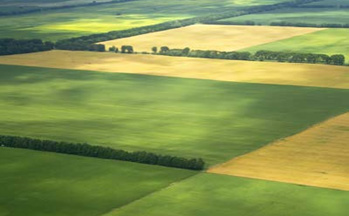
[0,50,348,89]
[100,24,324,52]
[209,112,349,191]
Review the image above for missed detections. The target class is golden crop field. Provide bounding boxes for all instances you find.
[0,50,348,89]
[209,112,349,191]
[99,24,325,52]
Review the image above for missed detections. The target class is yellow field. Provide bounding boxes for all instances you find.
[209,112,349,191]
[100,24,325,52]
[0,50,348,89]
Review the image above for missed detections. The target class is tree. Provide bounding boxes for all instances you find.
[152,46,157,53]
[121,45,134,53]
[160,46,170,54]
[182,47,190,55]
[109,46,116,52]
[330,54,345,65]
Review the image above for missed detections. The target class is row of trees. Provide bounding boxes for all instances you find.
[0,38,54,55]
[254,50,345,65]
[54,41,106,52]
[0,135,205,170]
[270,22,349,28]
[153,47,345,65]
[295,5,349,9]
[55,0,320,51]
[0,0,136,16]
[204,21,349,28]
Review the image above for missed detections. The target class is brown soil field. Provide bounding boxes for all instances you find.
[0,50,348,89]
[208,112,349,191]
[99,24,325,52]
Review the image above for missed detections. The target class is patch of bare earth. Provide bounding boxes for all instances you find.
[208,113,349,191]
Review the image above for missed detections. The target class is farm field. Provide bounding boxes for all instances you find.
[100,24,323,52]
[0,50,348,89]
[0,0,114,14]
[242,28,349,63]
[0,147,195,216]
[1,0,349,215]
[219,8,349,25]
[0,0,283,41]
[105,173,349,216]
[304,0,349,7]
[0,64,349,166]
[209,112,349,191]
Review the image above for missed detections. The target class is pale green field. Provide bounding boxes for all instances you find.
[242,29,349,63]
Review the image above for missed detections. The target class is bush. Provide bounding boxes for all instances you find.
[0,135,205,170]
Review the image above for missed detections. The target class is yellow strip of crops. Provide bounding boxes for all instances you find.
[0,50,348,89]
[99,24,325,52]
[208,112,349,191]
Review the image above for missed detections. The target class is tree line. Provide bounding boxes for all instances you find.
[254,50,345,65]
[0,135,205,170]
[205,20,349,28]
[294,5,349,9]
[0,38,54,55]
[0,0,137,16]
[55,0,320,51]
[270,21,349,28]
[148,46,345,65]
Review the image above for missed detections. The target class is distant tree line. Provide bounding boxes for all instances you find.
[0,38,54,55]
[0,135,205,170]
[0,0,137,16]
[254,50,345,65]
[150,46,345,65]
[204,20,349,28]
[55,0,320,51]
[294,5,349,9]
[270,21,349,28]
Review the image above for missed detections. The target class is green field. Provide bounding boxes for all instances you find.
[0,147,195,216]
[108,173,349,216]
[304,0,349,7]
[0,0,114,14]
[219,7,349,25]
[0,0,284,41]
[242,28,349,63]
[1,64,348,166]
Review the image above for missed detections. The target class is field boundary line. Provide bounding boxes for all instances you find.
[208,111,349,191]
[208,111,349,170]
[99,173,201,216]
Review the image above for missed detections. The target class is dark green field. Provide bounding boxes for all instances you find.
[0,147,195,216]
[304,0,349,7]
[1,64,348,166]
[0,0,283,41]
[0,0,114,14]
[219,7,349,25]
[108,173,349,216]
